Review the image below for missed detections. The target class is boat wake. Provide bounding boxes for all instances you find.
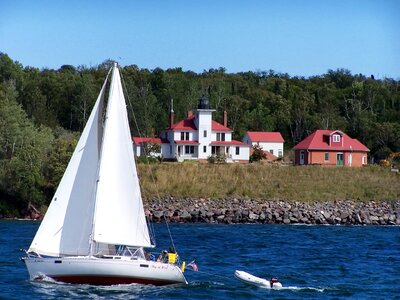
[32,273,59,284]
[267,286,325,292]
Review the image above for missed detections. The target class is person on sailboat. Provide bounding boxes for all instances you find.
[157,250,168,262]
[145,252,156,261]
[167,246,177,264]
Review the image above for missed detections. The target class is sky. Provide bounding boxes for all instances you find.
[1,0,399,78]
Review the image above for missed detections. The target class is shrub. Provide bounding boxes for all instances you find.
[207,154,226,164]
[250,145,267,162]
[136,156,160,164]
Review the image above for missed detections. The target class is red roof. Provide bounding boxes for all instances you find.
[246,131,284,142]
[166,116,197,131]
[211,140,249,146]
[174,140,199,145]
[212,120,233,132]
[166,116,233,132]
[293,130,369,152]
[132,137,168,144]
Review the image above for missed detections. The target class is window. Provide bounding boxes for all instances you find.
[203,146,207,153]
[236,147,240,155]
[324,152,329,161]
[203,130,207,138]
[278,150,283,158]
[216,132,225,141]
[300,150,305,164]
[362,155,367,165]
[333,134,340,142]
[181,132,189,140]
[269,149,274,155]
[185,145,194,154]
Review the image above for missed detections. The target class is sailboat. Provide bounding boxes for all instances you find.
[22,63,187,286]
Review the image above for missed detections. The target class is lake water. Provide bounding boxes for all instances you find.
[1,220,399,299]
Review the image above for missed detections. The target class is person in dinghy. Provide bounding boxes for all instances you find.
[234,270,282,289]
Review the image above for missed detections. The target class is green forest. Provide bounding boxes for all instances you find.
[0,52,399,217]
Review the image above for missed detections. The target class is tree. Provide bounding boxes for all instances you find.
[0,81,53,214]
[250,145,267,162]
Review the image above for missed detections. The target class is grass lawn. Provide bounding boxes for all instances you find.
[138,163,400,202]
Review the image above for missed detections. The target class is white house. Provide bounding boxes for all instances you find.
[132,137,164,157]
[133,96,250,163]
[243,131,285,159]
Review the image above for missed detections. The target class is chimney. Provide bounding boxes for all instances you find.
[223,110,227,127]
[169,99,174,128]
[187,111,193,118]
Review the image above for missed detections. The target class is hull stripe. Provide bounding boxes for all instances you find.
[51,275,182,286]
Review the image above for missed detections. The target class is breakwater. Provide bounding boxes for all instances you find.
[145,198,400,225]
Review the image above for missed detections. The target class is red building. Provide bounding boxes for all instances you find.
[293,130,369,167]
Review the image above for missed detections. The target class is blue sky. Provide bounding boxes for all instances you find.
[1,0,399,78]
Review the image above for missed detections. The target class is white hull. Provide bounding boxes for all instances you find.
[234,270,282,289]
[23,256,187,286]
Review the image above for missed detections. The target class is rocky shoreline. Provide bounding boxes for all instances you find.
[145,198,400,225]
[4,198,400,225]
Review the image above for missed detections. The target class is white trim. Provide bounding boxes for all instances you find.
[362,155,367,165]
[333,134,340,142]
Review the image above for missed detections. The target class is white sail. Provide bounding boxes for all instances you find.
[28,72,110,256]
[93,65,152,248]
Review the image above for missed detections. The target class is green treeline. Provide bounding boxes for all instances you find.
[0,52,399,216]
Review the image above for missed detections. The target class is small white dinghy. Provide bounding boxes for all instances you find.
[234,270,282,289]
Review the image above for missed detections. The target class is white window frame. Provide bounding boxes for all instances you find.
[362,155,367,165]
[333,134,340,142]
[185,145,194,154]
[217,132,226,142]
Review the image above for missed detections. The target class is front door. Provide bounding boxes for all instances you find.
[337,153,344,166]
[300,150,305,165]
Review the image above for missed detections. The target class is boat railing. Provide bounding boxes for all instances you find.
[115,246,145,259]
[22,250,42,259]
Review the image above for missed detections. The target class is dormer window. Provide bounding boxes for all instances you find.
[333,134,340,142]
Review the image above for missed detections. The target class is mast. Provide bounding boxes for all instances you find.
[89,64,116,255]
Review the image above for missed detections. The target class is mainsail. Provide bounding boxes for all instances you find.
[28,71,109,257]
[28,64,152,256]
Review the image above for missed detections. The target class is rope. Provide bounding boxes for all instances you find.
[120,66,176,250]
[194,270,231,280]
